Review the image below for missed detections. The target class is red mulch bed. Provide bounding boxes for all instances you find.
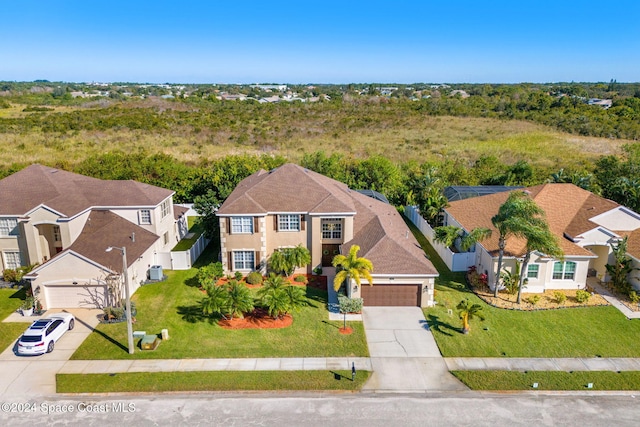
[216,274,328,290]
[218,308,293,329]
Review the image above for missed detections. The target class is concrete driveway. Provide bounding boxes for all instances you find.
[0,308,101,397]
[361,306,467,393]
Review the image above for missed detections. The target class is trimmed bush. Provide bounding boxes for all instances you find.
[338,295,363,314]
[293,275,307,283]
[575,289,591,303]
[245,272,263,285]
[234,271,244,281]
[554,291,567,305]
[526,295,541,306]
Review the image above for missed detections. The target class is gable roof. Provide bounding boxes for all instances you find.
[220,163,437,276]
[445,183,622,258]
[0,164,174,217]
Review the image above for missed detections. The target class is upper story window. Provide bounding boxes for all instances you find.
[231,217,253,234]
[527,264,539,279]
[0,218,19,237]
[278,214,300,231]
[53,225,61,242]
[552,261,576,280]
[322,218,342,239]
[3,251,22,270]
[139,209,152,225]
[160,200,170,219]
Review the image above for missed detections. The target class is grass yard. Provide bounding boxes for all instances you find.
[0,288,30,351]
[71,245,368,360]
[404,219,640,358]
[452,371,640,391]
[57,370,370,393]
[171,217,205,251]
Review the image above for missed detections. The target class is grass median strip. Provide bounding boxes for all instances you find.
[57,370,371,393]
[452,370,640,391]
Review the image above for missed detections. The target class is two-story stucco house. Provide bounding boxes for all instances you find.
[217,163,438,307]
[443,183,640,293]
[0,165,184,309]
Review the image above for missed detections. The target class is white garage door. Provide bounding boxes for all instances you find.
[44,284,107,309]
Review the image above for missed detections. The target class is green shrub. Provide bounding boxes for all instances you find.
[313,266,323,275]
[338,295,363,314]
[575,289,591,303]
[245,272,263,285]
[234,271,244,281]
[294,274,307,283]
[196,262,224,288]
[2,268,21,283]
[526,295,541,306]
[629,290,640,304]
[554,291,567,305]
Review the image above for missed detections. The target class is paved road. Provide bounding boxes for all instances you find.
[1,394,639,426]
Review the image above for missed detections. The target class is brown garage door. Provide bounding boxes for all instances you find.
[361,284,420,307]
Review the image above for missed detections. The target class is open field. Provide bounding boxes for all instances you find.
[0,100,628,170]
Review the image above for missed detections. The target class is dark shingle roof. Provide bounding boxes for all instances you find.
[0,164,174,217]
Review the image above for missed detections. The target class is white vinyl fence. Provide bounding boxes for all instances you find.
[156,234,211,271]
[404,206,474,272]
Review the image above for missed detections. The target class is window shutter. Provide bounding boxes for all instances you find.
[228,252,233,271]
[255,251,261,270]
[254,217,259,233]
[300,214,306,231]
[227,218,231,234]
[274,215,278,231]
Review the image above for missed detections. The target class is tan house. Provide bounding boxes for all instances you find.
[443,183,640,293]
[0,165,183,309]
[217,163,438,307]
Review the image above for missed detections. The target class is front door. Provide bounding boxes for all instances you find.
[322,244,340,267]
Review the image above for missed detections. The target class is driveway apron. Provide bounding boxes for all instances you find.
[361,306,467,392]
[0,308,101,397]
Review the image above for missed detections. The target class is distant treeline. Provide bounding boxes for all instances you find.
[2,146,638,217]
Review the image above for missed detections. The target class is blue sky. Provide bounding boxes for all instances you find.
[1,0,638,83]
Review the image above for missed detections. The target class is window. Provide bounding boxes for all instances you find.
[0,218,18,237]
[231,217,253,234]
[163,231,170,245]
[233,251,255,270]
[278,214,300,231]
[3,251,22,270]
[139,209,152,225]
[160,200,170,218]
[53,225,61,242]
[321,219,342,239]
[553,261,576,280]
[527,264,539,279]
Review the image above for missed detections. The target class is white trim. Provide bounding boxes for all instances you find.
[309,212,357,217]
[25,250,115,278]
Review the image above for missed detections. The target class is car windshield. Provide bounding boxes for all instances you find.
[30,320,49,329]
[20,335,42,343]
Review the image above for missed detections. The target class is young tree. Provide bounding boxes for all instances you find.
[332,245,373,293]
[491,191,545,297]
[456,299,485,334]
[225,280,254,319]
[201,284,231,319]
[605,236,636,296]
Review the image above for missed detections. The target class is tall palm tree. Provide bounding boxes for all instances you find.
[516,224,563,304]
[332,245,373,293]
[456,299,485,334]
[491,191,546,297]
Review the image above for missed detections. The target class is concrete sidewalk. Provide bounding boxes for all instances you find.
[587,279,640,319]
[445,357,640,372]
[59,357,372,374]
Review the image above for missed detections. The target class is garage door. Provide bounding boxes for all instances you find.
[361,284,421,307]
[44,285,107,309]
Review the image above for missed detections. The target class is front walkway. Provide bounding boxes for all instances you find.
[587,278,640,319]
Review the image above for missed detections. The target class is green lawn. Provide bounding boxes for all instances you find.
[452,371,640,391]
[404,218,640,358]
[0,287,30,351]
[171,217,205,251]
[71,244,368,360]
[57,370,370,393]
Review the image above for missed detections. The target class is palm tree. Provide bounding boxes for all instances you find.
[257,274,308,319]
[332,245,374,294]
[269,245,311,277]
[434,226,492,252]
[456,299,485,334]
[516,224,563,304]
[225,280,254,319]
[201,284,230,319]
[491,191,545,297]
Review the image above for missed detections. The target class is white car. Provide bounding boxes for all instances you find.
[17,313,75,355]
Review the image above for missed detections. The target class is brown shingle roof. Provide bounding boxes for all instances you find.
[445,183,620,258]
[63,210,159,273]
[0,164,174,217]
